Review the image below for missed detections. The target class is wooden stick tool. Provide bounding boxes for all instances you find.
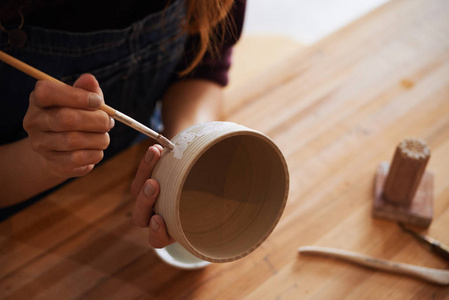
[299,246,449,285]
[0,50,175,150]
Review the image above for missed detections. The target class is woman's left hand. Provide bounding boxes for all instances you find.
[131,144,175,248]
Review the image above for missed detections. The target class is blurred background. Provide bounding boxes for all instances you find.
[242,0,389,44]
[227,0,390,94]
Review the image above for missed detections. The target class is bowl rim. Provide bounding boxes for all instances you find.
[172,129,290,263]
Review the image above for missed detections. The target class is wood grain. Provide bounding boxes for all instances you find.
[1,0,449,299]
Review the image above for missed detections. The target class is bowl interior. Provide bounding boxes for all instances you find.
[179,133,288,261]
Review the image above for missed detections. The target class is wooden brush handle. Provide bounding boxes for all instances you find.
[299,246,449,285]
[0,50,60,82]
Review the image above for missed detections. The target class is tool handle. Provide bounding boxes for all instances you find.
[299,246,449,285]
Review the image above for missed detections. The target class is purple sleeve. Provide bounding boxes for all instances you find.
[176,0,246,86]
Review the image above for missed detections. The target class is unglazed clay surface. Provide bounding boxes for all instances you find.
[178,134,287,260]
[152,122,289,262]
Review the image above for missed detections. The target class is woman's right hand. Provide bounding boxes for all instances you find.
[23,73,114,180]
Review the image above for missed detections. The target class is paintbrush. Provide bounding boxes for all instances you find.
[0,50,174,150]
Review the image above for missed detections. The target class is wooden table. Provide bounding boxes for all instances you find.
[1,0,449,298]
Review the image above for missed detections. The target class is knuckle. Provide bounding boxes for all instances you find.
[64,132,81,149]
[69,151,85,166]
[71,150,103,166]
[56,109,78,130]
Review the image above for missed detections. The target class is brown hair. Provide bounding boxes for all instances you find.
[181,0,235,75]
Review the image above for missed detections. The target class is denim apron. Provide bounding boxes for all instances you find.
[0,0,187,159]
[0,0,187,220]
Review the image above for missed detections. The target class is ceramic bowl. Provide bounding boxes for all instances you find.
[152,121,289,263]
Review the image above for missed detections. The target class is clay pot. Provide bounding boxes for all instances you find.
[152,122,289,263]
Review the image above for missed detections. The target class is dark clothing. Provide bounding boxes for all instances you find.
[0,0,246,150]
[0,0,246,220]
[1,0,187,156]
[1,0,246,86]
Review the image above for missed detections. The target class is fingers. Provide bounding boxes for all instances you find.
[73,73,103,97]
[132,145,174,248]
[148,215,175,248]
[32,79,104,110]
[34,73,103,109]
[132,179,159,227]
[31,131,110,152]
[27,74,111,133]
[131,145,163,197]
[44,151,103,177]
[23,73,112,180]
[132,179,174,248]
[25,104,113,133]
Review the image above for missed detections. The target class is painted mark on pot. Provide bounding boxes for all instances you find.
[172,122,235,159]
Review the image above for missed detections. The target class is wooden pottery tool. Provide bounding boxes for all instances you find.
[0,50,174,150]
[298,246,449,285]
[372,138,433,227]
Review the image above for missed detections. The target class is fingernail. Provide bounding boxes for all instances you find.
[109,116,115,129]
[144,181,155,197]
[151,217,160,232]
[88,93,102,108]
[145,148,154,163]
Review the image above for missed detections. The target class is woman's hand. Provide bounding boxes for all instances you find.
[131,79,223,248]
[23,74,114,180]
[131,145,175,248]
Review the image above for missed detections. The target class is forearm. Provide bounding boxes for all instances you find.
[161,79,224,138]
[0,138,67,207]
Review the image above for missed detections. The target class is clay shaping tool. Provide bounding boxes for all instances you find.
[399,223,449,262]
[0,50,174,150]
[298,246,449,285]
